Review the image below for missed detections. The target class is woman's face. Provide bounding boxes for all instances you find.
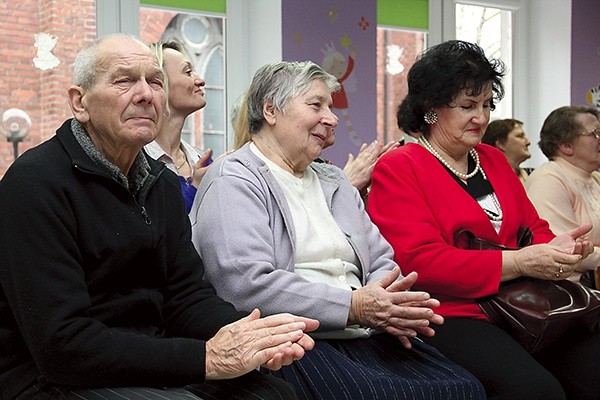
[162,48,206,116]
[499,124,531,165]
[270,79,339,170]
[569,112,600,172]
[431,85,493,153]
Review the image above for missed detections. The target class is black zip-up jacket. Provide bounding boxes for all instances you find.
[0,119,244,398]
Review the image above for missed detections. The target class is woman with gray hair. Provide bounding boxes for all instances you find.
[526,105,600,287]
[190,60,485,399]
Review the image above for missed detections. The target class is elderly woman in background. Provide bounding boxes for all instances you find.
[482,118,532,183]
[526,105,600,288]
[368,40,600,400]
[190,60,485,400]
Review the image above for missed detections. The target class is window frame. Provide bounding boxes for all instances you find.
[429,0,528,128]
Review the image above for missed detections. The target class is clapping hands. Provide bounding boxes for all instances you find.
[205,309,319,380]
[348,268,443,349]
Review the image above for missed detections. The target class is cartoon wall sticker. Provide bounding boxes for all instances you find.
[321,41,362,144]
[586,85,600,108]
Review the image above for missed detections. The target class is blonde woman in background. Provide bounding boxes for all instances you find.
[144,40,213,213]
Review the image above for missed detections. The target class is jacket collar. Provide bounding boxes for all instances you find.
[56,118,165,194]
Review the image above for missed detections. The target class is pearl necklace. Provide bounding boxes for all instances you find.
[418,135,481,180]
[418,135,503,221]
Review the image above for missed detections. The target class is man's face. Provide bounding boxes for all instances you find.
[74,37,166,154]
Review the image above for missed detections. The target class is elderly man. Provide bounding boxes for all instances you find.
[0,34,317,400]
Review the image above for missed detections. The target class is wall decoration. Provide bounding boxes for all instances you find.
[282,0,377,167]
[586,85,600,108]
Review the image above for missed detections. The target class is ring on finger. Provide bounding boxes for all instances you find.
[555,263,564,278]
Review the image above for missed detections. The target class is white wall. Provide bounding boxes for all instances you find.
[523,0,571,167]
[226,0,282,139]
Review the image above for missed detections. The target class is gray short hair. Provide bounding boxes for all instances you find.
[72,33,148,89]
[246,61,340,134]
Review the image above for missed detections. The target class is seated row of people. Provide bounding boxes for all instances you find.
[191,39,600,399]
[189,59,486,400]
[1,34,599,400]
[366,40,600,400]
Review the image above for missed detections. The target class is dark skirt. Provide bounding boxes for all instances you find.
[266,333,486,400]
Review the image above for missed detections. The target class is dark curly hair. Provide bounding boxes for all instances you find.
[397,40,505,136]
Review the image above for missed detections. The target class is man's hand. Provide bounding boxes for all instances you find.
[205,309,319,380]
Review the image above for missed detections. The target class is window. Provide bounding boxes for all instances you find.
[455,3,513,119]
[140,8,226,155]
[377,27,427,143]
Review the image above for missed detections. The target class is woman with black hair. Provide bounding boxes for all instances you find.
[368,40,600,400]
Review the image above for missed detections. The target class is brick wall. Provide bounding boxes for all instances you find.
[0,0,95,177]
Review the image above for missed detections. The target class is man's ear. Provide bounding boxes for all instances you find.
[68,85,90,123]
[557,142,574,156]
[263,100,276,126]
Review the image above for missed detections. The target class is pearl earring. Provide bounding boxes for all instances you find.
[424,110,438,125]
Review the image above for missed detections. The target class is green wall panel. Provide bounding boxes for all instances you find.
[140,0,226,13]
[377,0,428,29]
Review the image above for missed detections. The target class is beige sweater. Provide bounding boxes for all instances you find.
[526,157,600,275]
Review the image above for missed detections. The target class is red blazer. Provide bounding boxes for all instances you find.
[368,143,555,319]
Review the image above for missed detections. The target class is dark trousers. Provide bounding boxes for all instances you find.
[16,370,296,400]
[267,333,486,400]
[422,317,600,400]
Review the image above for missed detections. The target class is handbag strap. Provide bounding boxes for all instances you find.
[454,227,533,251]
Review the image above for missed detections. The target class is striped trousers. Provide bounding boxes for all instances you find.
[266,333,486,400]
[16,370,296,400]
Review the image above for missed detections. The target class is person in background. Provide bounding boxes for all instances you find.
[191,60,486,400]
[526,105,600,288]
[368,40,600,400]
[482,118,532,183]
[0,34,319,400]
[144,40,213,213]
[231,91,251,150]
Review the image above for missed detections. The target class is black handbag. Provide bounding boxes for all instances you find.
[454,228,600,353]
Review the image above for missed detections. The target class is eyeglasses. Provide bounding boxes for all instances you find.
[580,127,600,140]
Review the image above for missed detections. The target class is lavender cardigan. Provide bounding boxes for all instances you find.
[190,143,398,331]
